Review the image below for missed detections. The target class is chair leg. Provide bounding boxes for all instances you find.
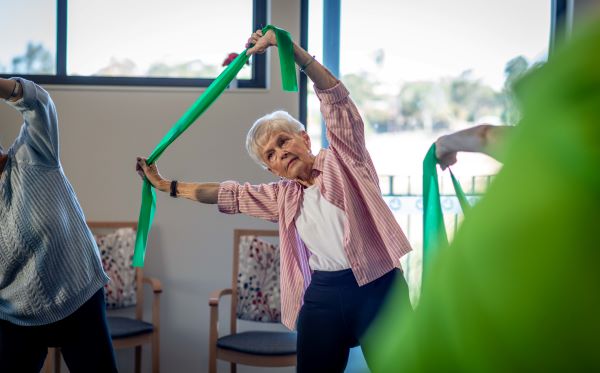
[152,334,160,373]
[230,362,236,373]
[135,346,142,373]
[208,346,217,373]
[42,348,53,373]
[54,348,62,373]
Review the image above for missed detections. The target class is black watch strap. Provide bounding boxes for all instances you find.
[170,180,178,197]
[10,80,20,98]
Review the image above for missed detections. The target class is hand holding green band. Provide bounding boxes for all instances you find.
[133,25,298,267]
[422,144,468,279]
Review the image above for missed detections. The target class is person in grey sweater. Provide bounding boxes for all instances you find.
[0,77,117,372]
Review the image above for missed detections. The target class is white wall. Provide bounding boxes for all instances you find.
[574,0,600,28]
[0,2,300,372]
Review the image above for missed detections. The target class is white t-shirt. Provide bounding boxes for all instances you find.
[295,184,350,271]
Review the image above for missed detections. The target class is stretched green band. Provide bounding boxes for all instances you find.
[422,144,468,278]
[133,25,298,267]
[262,25,298,92]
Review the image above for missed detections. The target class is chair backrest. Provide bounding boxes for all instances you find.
[230,229,280,333]
[88,221,145,319]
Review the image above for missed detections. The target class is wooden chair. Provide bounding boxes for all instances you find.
[209,229,297,373]
[46,221,162,373]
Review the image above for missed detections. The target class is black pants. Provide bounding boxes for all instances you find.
[296,268,410,373]
[0,288,118,373]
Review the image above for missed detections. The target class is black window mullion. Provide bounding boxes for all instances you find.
[550,0,569,57]
[244,0,267,89]
[321,0,341,148]
[299,0,309,126]
[56,0,67,77]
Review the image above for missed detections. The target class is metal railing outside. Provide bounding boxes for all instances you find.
[380,174,494,304]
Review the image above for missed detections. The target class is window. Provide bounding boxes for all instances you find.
[0,0,57,75]
[0,0,267,87]
[303,0,555,300]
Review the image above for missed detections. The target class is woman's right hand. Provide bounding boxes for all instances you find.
[136,157,166,189]
[246,29,277,56]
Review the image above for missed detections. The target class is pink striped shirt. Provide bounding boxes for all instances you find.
[218,81,412,330]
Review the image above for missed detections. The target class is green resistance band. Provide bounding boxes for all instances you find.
[133,25,298,267]
[422,144,469,278]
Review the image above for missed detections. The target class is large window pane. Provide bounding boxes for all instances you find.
[307,0,551,299]
[68,0,253,79]
[0,0,56,74]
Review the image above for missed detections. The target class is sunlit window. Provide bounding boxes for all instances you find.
[0,0,57,75]
[68,0,253,79]
[306,0,552,299]
[0,0,266,87]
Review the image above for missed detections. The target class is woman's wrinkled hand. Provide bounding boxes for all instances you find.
[136,157,164,188]
[246,29,277,56]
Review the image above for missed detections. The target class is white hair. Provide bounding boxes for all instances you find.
[246,110,305,169]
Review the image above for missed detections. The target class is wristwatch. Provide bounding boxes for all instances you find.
[9,80,21,99]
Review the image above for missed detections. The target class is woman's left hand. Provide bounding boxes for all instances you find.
[246,29,277,56]
[435,135,458,170]
[136,157,167,190]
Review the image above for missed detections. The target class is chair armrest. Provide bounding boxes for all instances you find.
[209,288,232,306]
[143,276,163,293]
[140,276,162,328]
[209,288,233,350]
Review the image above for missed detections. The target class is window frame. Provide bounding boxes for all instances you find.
[0,0,267,88]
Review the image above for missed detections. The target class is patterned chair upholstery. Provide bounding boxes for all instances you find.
[208,229,296,373]
[45,222,162,373]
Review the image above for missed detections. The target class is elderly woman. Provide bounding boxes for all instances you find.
[0,78,117,372]
[137,29,413,372]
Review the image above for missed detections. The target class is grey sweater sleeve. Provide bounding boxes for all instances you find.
[4,78,60,167]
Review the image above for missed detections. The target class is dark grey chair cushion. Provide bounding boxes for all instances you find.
[108,316,154,339]
[217,331,297,356]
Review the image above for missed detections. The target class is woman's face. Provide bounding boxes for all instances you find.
[260,130,314,181]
